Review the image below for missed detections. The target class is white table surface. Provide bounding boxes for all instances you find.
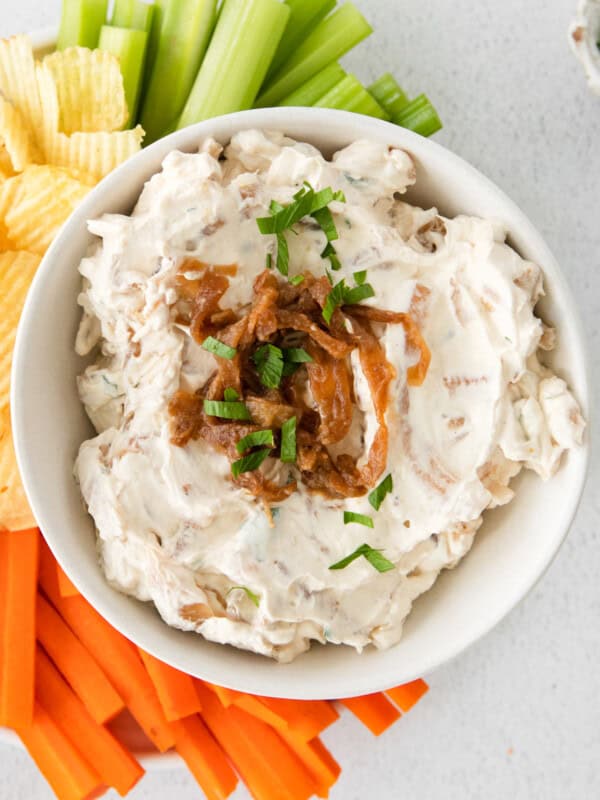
[1,0,599,798]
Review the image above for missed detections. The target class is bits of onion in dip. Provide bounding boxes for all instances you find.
[75,130,585,663]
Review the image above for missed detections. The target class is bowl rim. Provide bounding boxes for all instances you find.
[11,107,591,699]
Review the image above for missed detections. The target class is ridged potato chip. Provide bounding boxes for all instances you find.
[0,35,42,133]
[0,94,39,171]
[0,143,14,180]
[0,250,41,409]
[42,125,144,181]
[1,166,90,254]
[43,47,128,134]
[0,405,35,531]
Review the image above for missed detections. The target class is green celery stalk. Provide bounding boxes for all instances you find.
[142,0,165,94]
[266,0,336,82]
[140,0,217,143]
[314,74,389,120]
[368,73,409,117]
[279,62,346,106]
[394,93,443,137]
[178,0,290,129]
[256,3,372,108]
[57,0,109,49]
[111,0,155,32]
[99,26,148,126]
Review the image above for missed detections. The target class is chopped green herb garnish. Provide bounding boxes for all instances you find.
[236,429,274,454]
[321,241,341,271]
[231,447,271,478]
[343,511,374,528]
[227,585,261,607]
[368,473,393,511]
[253,344,284,389]
[201,336,237,360]
[280,416,297,463]
[343,283,375,306]
[276,231,289,276]
[353,270,367,285]
[329,543,395,573]
[322,279,347,324]
[283,347,313,364]
[289,274,305,286]
[312,206,338,242]
[204,399,251,421]
[223,387,239,402]
[266,252,273,270]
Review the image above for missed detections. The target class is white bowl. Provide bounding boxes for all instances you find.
[11,108,589,699]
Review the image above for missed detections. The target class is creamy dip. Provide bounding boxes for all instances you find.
[75,130,585,662]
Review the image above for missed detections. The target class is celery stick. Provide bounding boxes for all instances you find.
[279,62,346,106]
[140,0,217,143]
[57,0,109,49]
[178,0,290,129]
[394,94,442,137]
[256,3,372,108]
[314,74,389,120]
[99,26,148,126]
[142,0,165,94]
[111,0,155,32]
[368,73,409,117]
[266,0,336,82]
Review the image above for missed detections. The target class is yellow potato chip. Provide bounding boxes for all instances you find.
[42,125,144,181]
[0,405,36,531]
[0,35,42,134]
[43,47,128,134]
[1,166,90,255]
[0,94,39,171]
[0,219,15,251]
[0,143,15,179]
[0,250,41,409]
[35,61,60,145]
[0,173,24,222]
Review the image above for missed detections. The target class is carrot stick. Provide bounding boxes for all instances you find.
[203,682,242,707]
[36,593,124,725]
[0,527,38,729]
[38,536,63,600]
[37,564,175,753]
[138,648,202,722]
[233,694,289,731]
[196,682,316,800]
[35,646,144,796]
[278,731,341,798]
[340,692,401,736]
[386,678,429,711]
[258,697,339,741]
[172,714,238,800]
[17,703,102,800]
[56,561,80,598]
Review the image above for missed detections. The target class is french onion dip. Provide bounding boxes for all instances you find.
[75,130,585,662]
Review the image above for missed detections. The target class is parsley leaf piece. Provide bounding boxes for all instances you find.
[223,387,239,402]
[289,274,305,286]
[276,231,289,276]
[282,347,313,364]
[343,511,374,528]
[227,586,261,607]
[313,206,338,242]
[236,429,274,454]
[280,416,297,463]
[368,473,393,511]
[253,344,284,389]
[321,241,342,270]
[322,279,347,324]
[204,399,251,421]
[231,447,271,478]
[201,336,237,360]
[353,270,367,286]
[343,283,375,306]
[329,542,394,573]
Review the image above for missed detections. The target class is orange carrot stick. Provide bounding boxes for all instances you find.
[258,697,339,741]
[138,648,202,722]
[196,682,316,800]
[340,692,401,736]
[233,694,289,732]
[38,537,63,600]
[36,646,144,796]
[17,703,102,800]
[278,731,341,799]
[203,682,242,707]
[386,678,429,711]
[172,714,238,800]
[0,527,38,729]
[37,587,175,753]
[36,594,124,725]
[56,561,80,598]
